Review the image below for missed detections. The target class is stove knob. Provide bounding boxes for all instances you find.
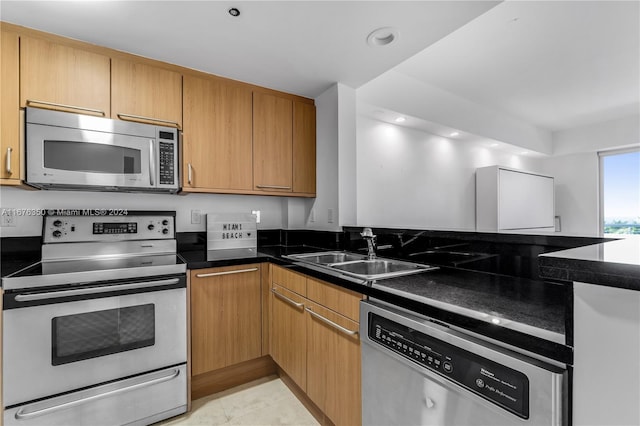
[148,224,155,231]
[162,228,169,235]
[52,230,62,238]
[53,220,62,227]
[162,219,169,226]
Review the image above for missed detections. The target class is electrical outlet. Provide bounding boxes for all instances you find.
[191,210,201,225]
[251,210,261,223]
[1,208,16,227]
[328,208,334,224]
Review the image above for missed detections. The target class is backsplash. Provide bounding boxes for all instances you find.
[342,226,612,281]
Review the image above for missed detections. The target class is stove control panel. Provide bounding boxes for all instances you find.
[43,211,175,243]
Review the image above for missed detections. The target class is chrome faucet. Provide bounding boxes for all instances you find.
[361,227,377,260]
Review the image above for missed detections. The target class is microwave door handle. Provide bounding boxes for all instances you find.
[149,139,156,186]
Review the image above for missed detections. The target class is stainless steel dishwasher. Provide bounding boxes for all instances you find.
[360,300,567,426]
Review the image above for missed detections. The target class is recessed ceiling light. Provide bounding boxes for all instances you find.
[228,7,240,17]
[367,27,399,47]
[395,117,406,123]
[449,131,460,137]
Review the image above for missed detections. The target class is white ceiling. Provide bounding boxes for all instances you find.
[2,1,638,134]
[393,0,640,132]
[0,0,499,98]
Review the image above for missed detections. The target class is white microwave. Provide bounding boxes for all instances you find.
[25,107,180,193]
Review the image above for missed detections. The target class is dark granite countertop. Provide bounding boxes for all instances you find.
[0,232,575,364]
[182,244,572,364]
[539,236,640,291]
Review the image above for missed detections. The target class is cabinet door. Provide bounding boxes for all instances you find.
[20,36,110,116]
[183,75,253,191]
[111,58,182,128]
[306,301,361,426]
[498,168,554,230]
[1,29,20,183]
[270,284,307,391]
[293,101,316,195]
[190,265,262,376]
[253,91,293,193]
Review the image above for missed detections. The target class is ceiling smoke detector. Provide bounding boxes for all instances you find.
[367,27,399,47]
[228,7,240,17]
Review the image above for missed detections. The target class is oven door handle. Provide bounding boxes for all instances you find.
[14,367,181,421]
[14,278,181,302]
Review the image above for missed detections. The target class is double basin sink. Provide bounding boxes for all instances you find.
[284,251,438,281]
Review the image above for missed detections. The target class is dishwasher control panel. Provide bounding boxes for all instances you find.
[368,313,530,419]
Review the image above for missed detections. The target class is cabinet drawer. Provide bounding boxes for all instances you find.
[271,264,306,296]
[307,278,362,322]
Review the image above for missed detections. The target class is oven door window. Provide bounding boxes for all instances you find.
[52,304,155,365]
[44,140,142,174]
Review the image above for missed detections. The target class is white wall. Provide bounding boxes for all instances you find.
[337,83,358,227]
[573,282,640,425]
[553,114,640,156]
[0,187,286,237]
[292,83,341,231]
[537,115,640,237]
[356,115,542,231]
[358,70,553,155]
[541,152,600,236]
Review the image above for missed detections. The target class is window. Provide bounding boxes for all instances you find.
[599,148,640,236]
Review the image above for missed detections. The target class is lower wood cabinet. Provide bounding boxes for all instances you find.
[190,264,262,376]
[270,265,362,426]
[306,301,361,426]
[270,284,307,391]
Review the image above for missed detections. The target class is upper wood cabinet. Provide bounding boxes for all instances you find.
[1,28,21,184]
[253,92,317,196]
[190,265,262,376]
[253,91,293,193]
[293,101,316,195]
[20,36,111,116]
[111,58,182,128]
[182,75,253,191]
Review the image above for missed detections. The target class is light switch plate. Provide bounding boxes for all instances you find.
[0,208,16,227]
[191,210,201,225]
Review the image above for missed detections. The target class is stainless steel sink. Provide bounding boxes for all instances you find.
[284,251,438,281]
[285,251,367,265]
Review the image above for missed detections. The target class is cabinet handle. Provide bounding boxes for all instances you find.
[196,267,258,278]
[256,185,292,190]
[149,140,155,186]
[187,163,192,185]
[306,307,359,337]
[6,147,12,175]
[271,288,304,309]
[117,113,181,129]
[26,100,105,116]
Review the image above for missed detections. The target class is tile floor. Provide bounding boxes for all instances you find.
[157,375,319,426]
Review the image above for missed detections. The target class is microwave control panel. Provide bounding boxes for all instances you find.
[158,139,176,186]
[43,212,175,243]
